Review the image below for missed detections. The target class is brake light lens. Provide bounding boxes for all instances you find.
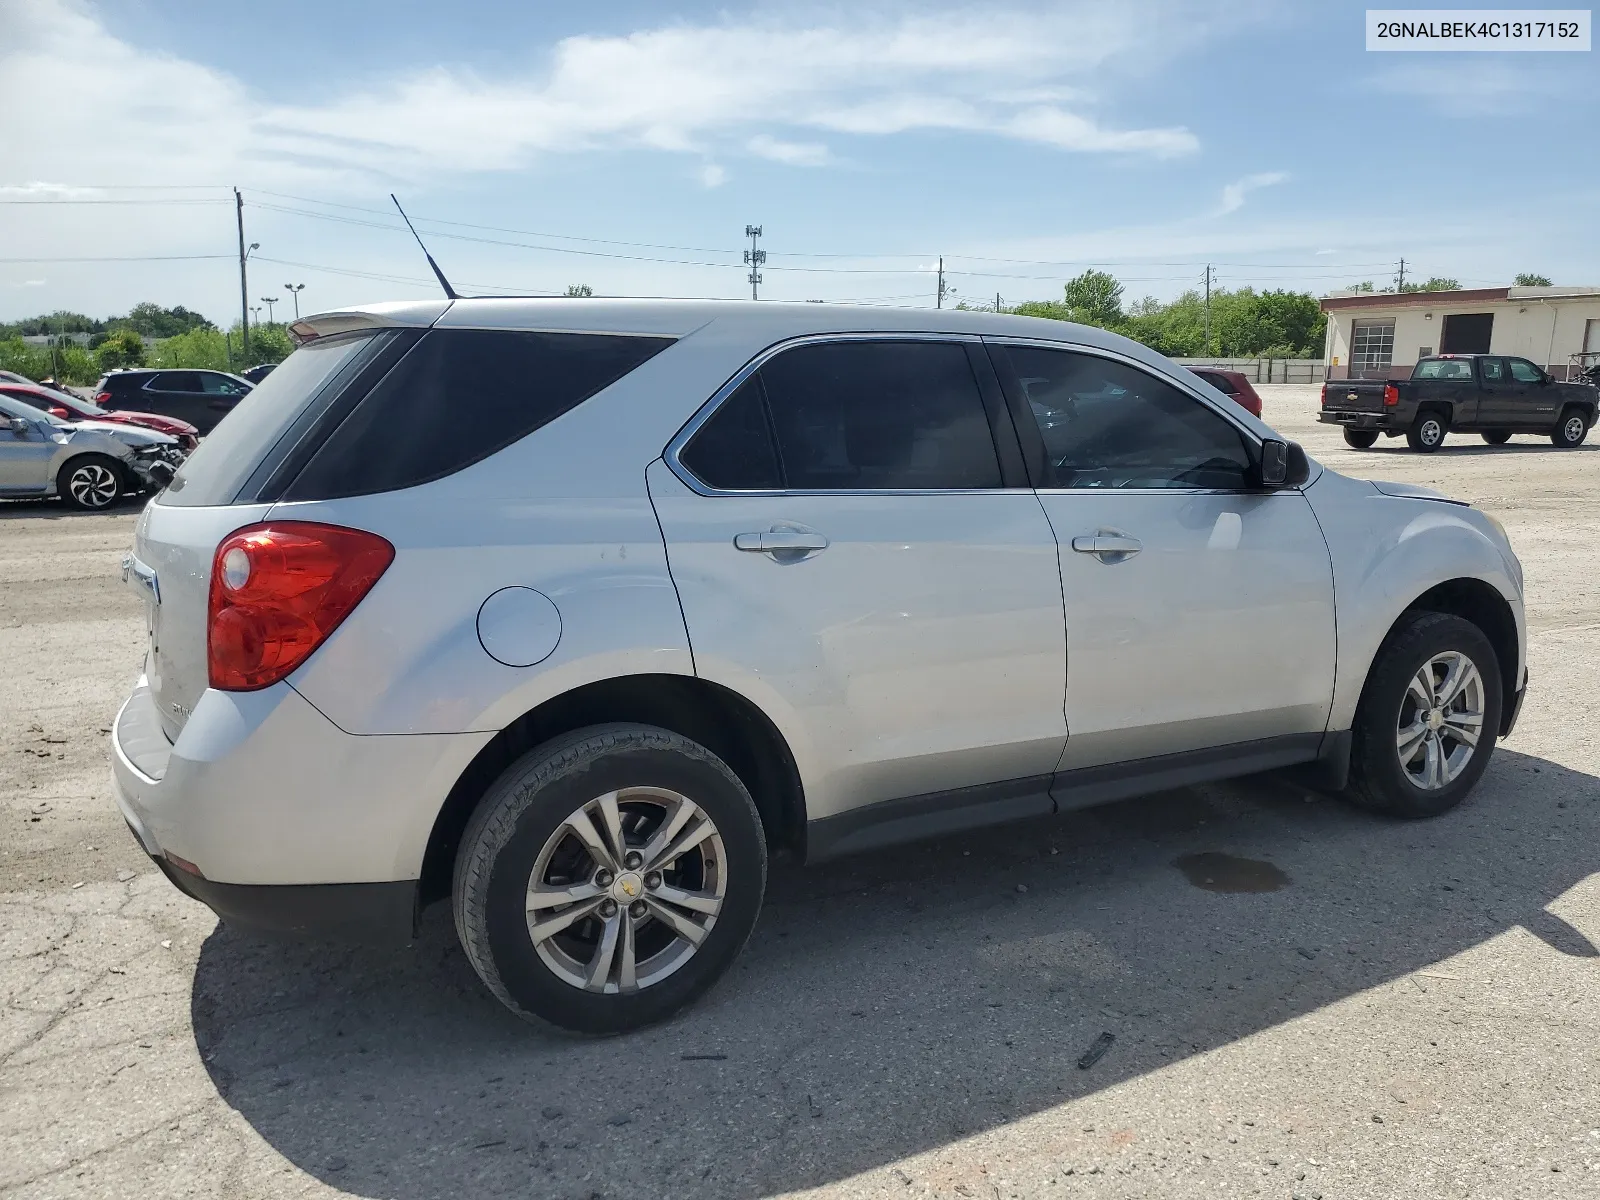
[207,522,394,691]
[93,391,112,404]
[1319,383,1327,407]
[48,405,69,417]
[1383,384,1400,407]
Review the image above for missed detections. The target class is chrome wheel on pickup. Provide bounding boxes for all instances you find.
[1406,413,1447,453]
[1551,409,1589,449]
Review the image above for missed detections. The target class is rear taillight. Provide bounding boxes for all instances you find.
[207,522,394,691]
[1319,383,1327,407]
[93,391,112,404]
[1383,384,1400,407]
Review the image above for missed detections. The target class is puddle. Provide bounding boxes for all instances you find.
[1172,851,1289,893]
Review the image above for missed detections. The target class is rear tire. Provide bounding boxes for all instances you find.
[1405,412,1448,453]
[56,454,124,510]
[1481,430,1512,445]
[453,724,767,1034]
[1342,428,1379,449]
[1551,408,1589,448]
[1345,612,1502,819]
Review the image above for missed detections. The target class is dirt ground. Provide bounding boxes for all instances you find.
[3,385,1598,1198]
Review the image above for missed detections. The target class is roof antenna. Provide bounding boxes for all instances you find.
[390,194,458,299]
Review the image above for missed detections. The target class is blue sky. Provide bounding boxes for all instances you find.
[2,0,1596,324]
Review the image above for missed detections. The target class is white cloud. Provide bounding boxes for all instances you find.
[1217,171,1288,216]
[1370,62,1560,116]
[2,0,1207,197]
[748,135,831,167]
[698,163,728,189]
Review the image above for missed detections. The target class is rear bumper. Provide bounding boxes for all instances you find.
[110,675,492,936]
[1319,411,1394,430]
[154,858,416,942]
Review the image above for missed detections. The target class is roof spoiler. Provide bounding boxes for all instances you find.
[288,303,450,346]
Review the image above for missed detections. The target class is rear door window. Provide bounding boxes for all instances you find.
[678,376,782,491]
[1479,357,1507,382]
[150,372,203,393]
[283,329,674,501]
[756,340,1002,491]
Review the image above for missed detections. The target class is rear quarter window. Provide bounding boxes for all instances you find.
[283,329,673,501]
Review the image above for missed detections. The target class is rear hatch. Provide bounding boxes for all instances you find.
[1324,381,1387,412]
[127,313,437,741]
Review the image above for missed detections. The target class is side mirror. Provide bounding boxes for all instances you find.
[7,416,30,436]
[1259,439,1310,489]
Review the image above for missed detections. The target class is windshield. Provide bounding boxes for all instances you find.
[1413,359,1474,381]
[0,394,73,429]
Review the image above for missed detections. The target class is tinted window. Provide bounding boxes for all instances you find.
[1479,357,1507,382]
[1194,370,1238,394]
[150,372,203,393]
[286,329,673,501]
[1508,358,1543,383]
[162,333,381,506]
[1414,359,1473,380]
[679,376,781,490]
[200,372,250,395]
[756,340,1001,491]
[1001,346,1252,490]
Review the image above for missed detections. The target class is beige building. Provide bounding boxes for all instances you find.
[1321,285,1600,380]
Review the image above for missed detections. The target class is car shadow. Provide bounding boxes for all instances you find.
[189,747,1600,1198]
[1341,441,1597,457]
[0,493,146,519]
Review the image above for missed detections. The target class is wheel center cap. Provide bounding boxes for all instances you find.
[612,872,644,902]
[1427,707,1444,731]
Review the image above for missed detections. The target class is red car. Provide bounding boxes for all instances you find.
[0,382,200,449]
[1189,368,1264,418]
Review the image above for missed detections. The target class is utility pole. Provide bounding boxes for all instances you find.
[1203,264,1214,356]
[995,292,1003,313]
[250,306,262,329]
[1395,257,1407,292]
[284,282,305,319]
[743,225,765,300]
[235,188,250,358]
[936,256,946,309]
[260,296,278,324]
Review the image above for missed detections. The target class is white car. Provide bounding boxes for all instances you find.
[110,300,1527,1033]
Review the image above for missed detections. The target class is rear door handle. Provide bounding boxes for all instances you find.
[1071,534,1142,561]
[734,530,829,553]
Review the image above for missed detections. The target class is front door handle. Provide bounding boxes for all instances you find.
[1071,533,1142,562]
[734,529,829,556]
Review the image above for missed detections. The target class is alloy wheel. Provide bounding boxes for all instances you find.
[525,788,726,994]
[1564,415,1585,443]
[68,463,119,508]
[1419,419,1443,447]
[1395,651,1485,790]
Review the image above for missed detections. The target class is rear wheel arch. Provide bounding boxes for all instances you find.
[418,674,805,908]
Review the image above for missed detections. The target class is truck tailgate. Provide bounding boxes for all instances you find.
[1326,382,1386,412]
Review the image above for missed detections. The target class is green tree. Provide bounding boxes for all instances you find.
[1061,269,1124,327]
[0,337,50,381]
[1514,273,1552,287]
[1347,281,1376,293]
[94,329,147,373]
[108,303,215,339]
[564,284,594,297]
[228,320,294,368]
[150,327,232,372]
[1398,276,1461,293]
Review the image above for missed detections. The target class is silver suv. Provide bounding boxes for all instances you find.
[111,300,1527,1033]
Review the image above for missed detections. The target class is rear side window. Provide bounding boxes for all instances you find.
[285,330,673,501]
[161,333,382,506]
[150,372,202,393]
[679,377,781,490]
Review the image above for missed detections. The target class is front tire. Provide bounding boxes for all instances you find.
[1481,430,1512,445]
[1551,408,1589,448]
[56,454,124,510]
[1405,412,1448,453]
[453,724,767,1034]
[1345,612,1502,818]
[1342,428,1379,449]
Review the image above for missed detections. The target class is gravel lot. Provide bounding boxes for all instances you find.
[3,385,1598,1199]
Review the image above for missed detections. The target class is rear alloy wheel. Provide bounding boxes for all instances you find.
[1342,428,1379,449]
[57,455,123,510]
[1406,413,1448,453]
[1345,611,1502,818]
[1551,409,1589,448]
[453,724,766,1034]
[1481,430,1513,446]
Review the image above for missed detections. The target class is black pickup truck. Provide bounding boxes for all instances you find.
[1320,353,1597,452]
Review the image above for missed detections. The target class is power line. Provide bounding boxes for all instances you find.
[0,254,232,262]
